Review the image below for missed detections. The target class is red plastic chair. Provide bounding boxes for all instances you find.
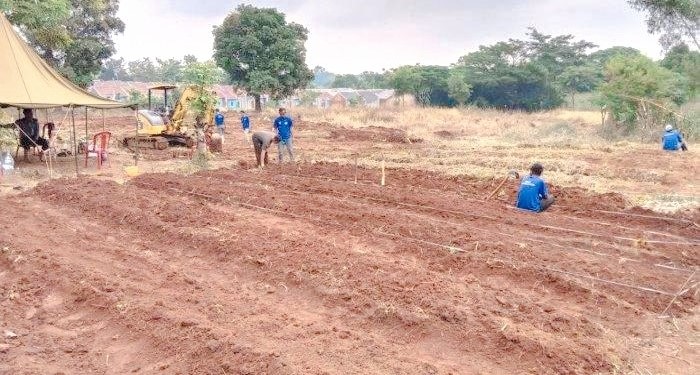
[85,131,112,169]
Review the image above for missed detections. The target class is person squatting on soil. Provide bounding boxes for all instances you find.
[516,163,554,212]
[240,110,251,144]
[214,108,225,138]
[252,130,280,167]
[15,109,49,162]
[662,124,687,151]
[274,107,294,162]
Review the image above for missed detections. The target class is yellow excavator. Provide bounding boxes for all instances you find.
[123,85,215,150]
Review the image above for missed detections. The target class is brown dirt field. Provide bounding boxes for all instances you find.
[0,111,698,374]
[1,161,698,374]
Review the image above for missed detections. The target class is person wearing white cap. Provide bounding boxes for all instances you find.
[661,124,686,151]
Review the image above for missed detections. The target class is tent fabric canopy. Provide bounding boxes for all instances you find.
[0,13,133,109]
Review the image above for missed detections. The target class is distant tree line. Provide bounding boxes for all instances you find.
[97,55,229,84]
[313,28,698,130]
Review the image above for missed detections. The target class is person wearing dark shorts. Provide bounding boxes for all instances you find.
[252,130,279,167]
[15,108,48,162]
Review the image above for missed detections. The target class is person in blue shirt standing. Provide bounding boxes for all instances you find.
[214,108,225,138]
[516,163,554,212]
[273,107,294,162]
[240,110,251,143]
[662,124,686,151]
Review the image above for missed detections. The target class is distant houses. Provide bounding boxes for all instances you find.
[90,80,414,110]
[306,88,414,108]
[89,80,258,111]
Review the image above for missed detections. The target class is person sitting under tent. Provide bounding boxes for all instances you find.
[516,163,554,213]
[15,108,48,162]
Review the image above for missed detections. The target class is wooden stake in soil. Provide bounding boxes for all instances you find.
[354,155,358,184]
[380,159,386,186]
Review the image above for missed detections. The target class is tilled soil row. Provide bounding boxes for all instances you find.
[0,163,697,374]
[141,166,695,311]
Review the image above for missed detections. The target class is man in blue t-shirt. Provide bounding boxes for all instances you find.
[240,110,251,143]
[214,109,225,138]
[516,163,554,212]
[273,107,294,162]
[662,124,685,151]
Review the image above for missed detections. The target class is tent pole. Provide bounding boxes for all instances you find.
[71,107,78,177]
[135,106,140,166]
[85,107,88,144]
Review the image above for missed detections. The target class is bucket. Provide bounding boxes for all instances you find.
[124,165,140,177]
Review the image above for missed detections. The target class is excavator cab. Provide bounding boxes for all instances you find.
[148,85,177,121]
[136,110,166,135]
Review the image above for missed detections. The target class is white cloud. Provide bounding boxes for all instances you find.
[112,0,665,74]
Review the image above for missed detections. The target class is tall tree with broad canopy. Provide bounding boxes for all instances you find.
[213,5,313,111]
[1,0,125,87]
[628,0,700,49]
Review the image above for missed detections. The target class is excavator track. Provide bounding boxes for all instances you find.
[122,136,169,150]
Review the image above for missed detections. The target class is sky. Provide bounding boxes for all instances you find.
[112,0,665,74]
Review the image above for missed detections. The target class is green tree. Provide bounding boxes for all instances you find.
[99,57,129,81]
[331,74,362,88]
[127,89,148,107]
[128,58,158,82]
[599,54,690,128]
[1,0,125,87]
[660,43,700,96]
[358,71,389,89]
[387,65,419,104]
[388,65,453,106]
[183,54,198,65]
[213,5,313,111]
[182,61,219,122]
[587,46,642,68]
[181,61,218,156]
[525,28,597,82]
[558,64,602,106]
[447,68,472,106]
[628,0,699,49]
[156,58,183,83]
[312,66,335,88]
[0,0,71,54]
[456,41,563,111]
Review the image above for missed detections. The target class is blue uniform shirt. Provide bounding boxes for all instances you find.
[516,175,548,212]
[274,115,293,141]
[662,130,683,151]
[215,113,225,127]
[241,115,250,130]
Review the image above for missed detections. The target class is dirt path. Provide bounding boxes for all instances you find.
[1,163,697,374]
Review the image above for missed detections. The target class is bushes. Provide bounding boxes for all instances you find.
[599,54,690,129]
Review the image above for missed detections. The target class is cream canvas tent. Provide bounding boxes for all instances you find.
[1,13,136,176]
[0,13,130,109]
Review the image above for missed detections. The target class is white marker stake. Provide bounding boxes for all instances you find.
[381,159,386,186]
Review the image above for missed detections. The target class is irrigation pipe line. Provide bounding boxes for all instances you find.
[250,175,693,272]
[273,171,699,229]
[268,173,697,244]
[206,174,697,274]
[658,270,697,318]
[231,177,626,258]
[135,181,681,298]
[241,172,699,247]
[534,210,696,243]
